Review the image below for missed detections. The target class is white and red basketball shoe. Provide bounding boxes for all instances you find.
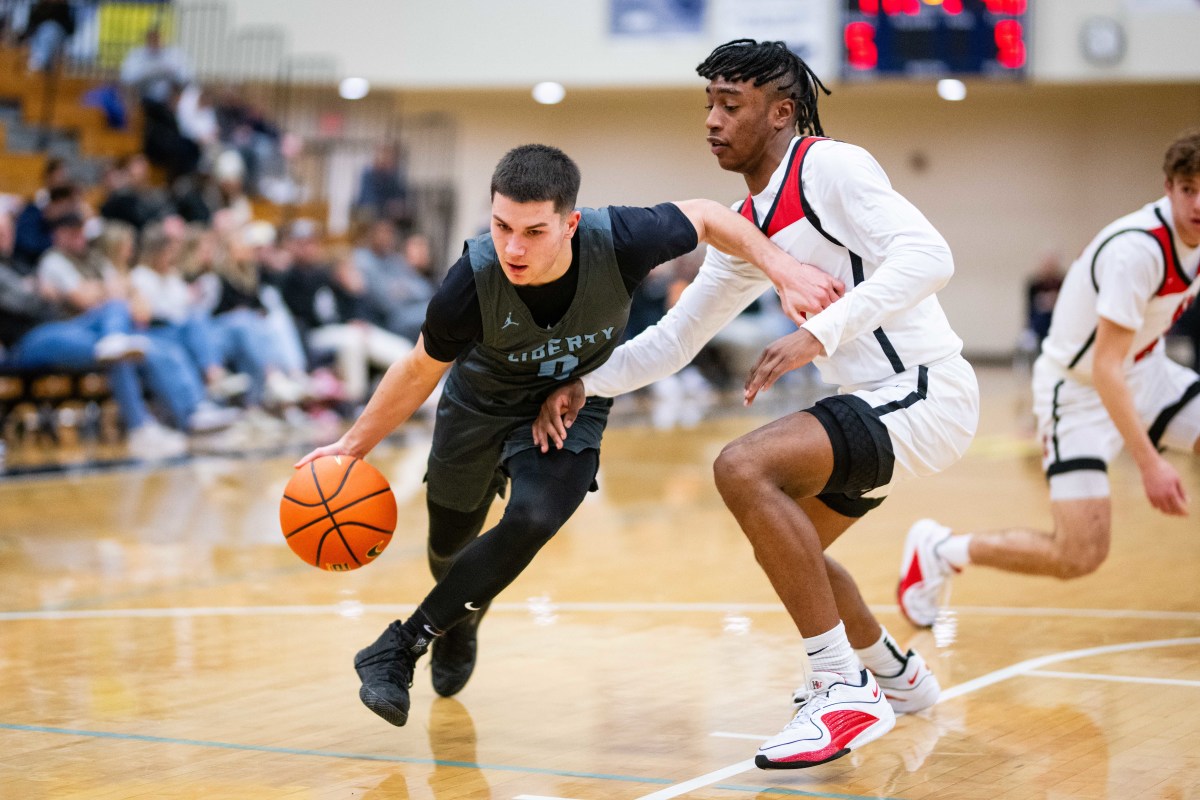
[874,648,940,714]
[897,518,957,628]
[755,670,896,769]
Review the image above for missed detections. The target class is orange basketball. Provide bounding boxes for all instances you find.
[280,455,397,571]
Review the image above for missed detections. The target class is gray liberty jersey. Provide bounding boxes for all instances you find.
[448,207,630,415]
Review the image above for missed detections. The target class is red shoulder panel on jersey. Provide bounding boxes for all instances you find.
[739,137,827,236]
[1148,224,1189,296]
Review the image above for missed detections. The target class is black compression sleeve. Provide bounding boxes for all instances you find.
[417,447,599,630]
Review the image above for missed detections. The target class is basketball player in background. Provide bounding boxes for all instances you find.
[534,39,978,769]
[898,129,1200,627]
[295,144,842,728]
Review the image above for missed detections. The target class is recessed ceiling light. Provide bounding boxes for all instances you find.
[936,78,967,101]
[339,77,370,100]
[532,81,566,105]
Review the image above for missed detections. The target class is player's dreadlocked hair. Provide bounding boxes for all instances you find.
[696,39,831,137]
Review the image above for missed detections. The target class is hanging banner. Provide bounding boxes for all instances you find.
[711,0,834,80]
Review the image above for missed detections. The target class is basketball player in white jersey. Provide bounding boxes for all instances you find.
[533,39,979,769]
[898,130,1200,627]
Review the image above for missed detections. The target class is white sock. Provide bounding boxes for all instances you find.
[855,626,908,679]
[804,621,861,681]
[937,533,972,569]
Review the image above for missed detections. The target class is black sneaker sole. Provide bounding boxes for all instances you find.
[755,747,849,770]
[359,684,410,726]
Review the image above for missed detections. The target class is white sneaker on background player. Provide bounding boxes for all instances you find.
[897,519,957,628]
[755,669,896,769]
[873,648,940,714]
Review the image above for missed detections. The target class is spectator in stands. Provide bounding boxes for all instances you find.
[99,154,172,233]
[140,84,202,180]
[184,224,306,411]
[128,221,245,413]
[401,231,438,285]
[1025,251,1065,352]
[0,209,187,458]
[212,150,253,228]
[119,26,191,105]
[276,219,411,405]
[355,144,411,229]
[36,211,123,312]
[22,0,73,72]
[243,220,310,381]
[212,87,282,197]
[353,219,435,342]
[175,83,221,166]
[87,218,149,320]
[14,182,78,272]
[33,157,71,208]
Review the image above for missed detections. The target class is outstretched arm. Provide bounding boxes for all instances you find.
[582,246,770,398]
[295,335,451,467]
[673,198,842,322]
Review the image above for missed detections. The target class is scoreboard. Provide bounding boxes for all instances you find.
[842,0,1029,79]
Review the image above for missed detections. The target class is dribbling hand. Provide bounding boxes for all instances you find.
[533,380,586,452]
[294,438,364,469]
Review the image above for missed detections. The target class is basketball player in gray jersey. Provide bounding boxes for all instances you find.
[296,144,842,728]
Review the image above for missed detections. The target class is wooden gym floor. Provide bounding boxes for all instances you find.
[0,365,1198,799]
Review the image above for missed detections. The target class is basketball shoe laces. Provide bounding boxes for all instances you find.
[359,622,419,689]
[786,677,838,727]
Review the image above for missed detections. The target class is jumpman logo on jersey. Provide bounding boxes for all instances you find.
[502,312,519,329]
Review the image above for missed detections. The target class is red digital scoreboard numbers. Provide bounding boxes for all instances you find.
[843,0,1028,79]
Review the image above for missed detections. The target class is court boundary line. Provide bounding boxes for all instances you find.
[2,637,1195,800]
[1023,668,1200,688]
[0,724,906,800]
[641,637,1200,800]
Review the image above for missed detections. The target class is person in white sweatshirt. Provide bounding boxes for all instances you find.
[533,39,979,770]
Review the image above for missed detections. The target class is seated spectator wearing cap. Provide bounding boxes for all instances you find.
[276,219,413,404]
[36,212,126,313]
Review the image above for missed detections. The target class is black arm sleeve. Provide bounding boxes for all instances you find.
[420,254,483,363]
[608,203,700,294]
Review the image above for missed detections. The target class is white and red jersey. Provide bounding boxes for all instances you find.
[583,136,963,396]
[1041,197,1200,381]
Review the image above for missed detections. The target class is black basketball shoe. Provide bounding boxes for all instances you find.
[355,621,430,726]
[430,605,487,697]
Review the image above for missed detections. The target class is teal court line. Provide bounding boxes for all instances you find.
[0,722,905,800]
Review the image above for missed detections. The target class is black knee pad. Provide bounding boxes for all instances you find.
[807,394,895,518]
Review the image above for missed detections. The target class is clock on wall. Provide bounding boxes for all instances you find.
[1079,16,1127,66]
